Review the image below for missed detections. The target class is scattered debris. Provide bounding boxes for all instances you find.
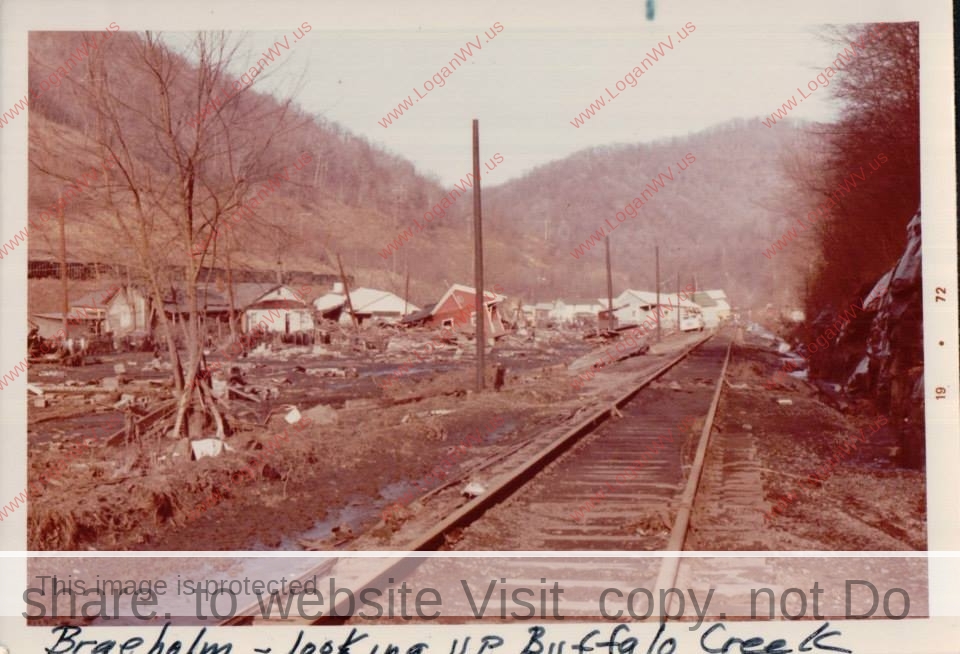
[462,482,486,498]
[284,406,302,424]
[304,404,338,425]
[191,439,234,460]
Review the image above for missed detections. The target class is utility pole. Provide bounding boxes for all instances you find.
[605,235,614,331]
[336,253,359,332]
[677,271,681,331]
[58,192,68,350]
[655,245,661,342]
[472,119,486,391]
[403,263,410,316]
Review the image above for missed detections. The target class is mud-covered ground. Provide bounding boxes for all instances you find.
[689,330,926,551]
[27,330,595,551]
[27,324,925,554]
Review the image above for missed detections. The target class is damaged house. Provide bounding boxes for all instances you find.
[403,284,507,338]
[602,290,698,330]
[158,282,314,342]
[313,282,418,325]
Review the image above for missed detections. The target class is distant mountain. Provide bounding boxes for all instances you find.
[27,32,816,310]
[481,119,818,308]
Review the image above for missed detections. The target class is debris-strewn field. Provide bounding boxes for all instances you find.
[27,326,595,551]
[27,325,925,553]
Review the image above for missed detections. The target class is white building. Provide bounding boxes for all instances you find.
[241,284,314,335]
[692,290,732,327]
[600,290,700,330]
[313,283,418,326]
[549,299,604,325]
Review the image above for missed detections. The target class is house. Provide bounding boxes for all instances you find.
[160,282,313,338]
[600,290,665,327]
[406,284,507,338]
[106,286,154,337]
[313,283,418,326]
[32,285,122,339]
[568,300,604,325]
[240,284,314,335]
[32,313,98,339]
[533,302,554,326]
[692,290,731,327]
[519,303,536,324]
[600,290,700,331]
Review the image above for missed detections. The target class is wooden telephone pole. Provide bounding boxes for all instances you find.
[58,192,68,351]
[403,263,410,317]
[655,245,661,342]
[605,236,614,331]
[472,119,486,391]
[336,253,359,331]
[677,271,681,331]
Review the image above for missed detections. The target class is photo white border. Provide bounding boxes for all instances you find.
[1,0,956,650]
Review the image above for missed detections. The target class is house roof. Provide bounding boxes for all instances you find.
[163,283,293,313]
[430,284,506,317]
[691,291,718,307]
[313,293,346,312]
[232,283,284,308]
[401,303,436,324]
[348,288,418,314]
[614,290,659,306]
[70,286,122,312]
[312,287,418,315]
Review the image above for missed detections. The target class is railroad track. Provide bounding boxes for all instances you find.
[216,331,924,626]
[221,329,736,625]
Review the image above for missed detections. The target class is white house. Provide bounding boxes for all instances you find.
[692,290,731,327]
[314,283,418,326]
[105,286,152,337]
[549,299,603,325]
[600,290,700,330]
[242,284,314,335]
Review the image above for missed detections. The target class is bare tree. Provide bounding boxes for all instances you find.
[44,30,305,439]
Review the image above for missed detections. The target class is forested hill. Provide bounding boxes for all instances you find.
[27,31,818,308]
[481,119,819,308]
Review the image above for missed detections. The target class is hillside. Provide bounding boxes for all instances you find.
[27,31,818,310]
[481,119,820,307]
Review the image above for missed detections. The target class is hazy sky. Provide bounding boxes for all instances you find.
[164,23,845,186]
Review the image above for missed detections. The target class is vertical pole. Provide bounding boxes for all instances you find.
[472,119,485,391]
[58,192,68,347]
[403,263,410,316]
[605,236,614,331]
[677,271,681,332]
[337,253,359,332]
[655,245,661,342]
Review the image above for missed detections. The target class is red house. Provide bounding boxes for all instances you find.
[415,283,507,338]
